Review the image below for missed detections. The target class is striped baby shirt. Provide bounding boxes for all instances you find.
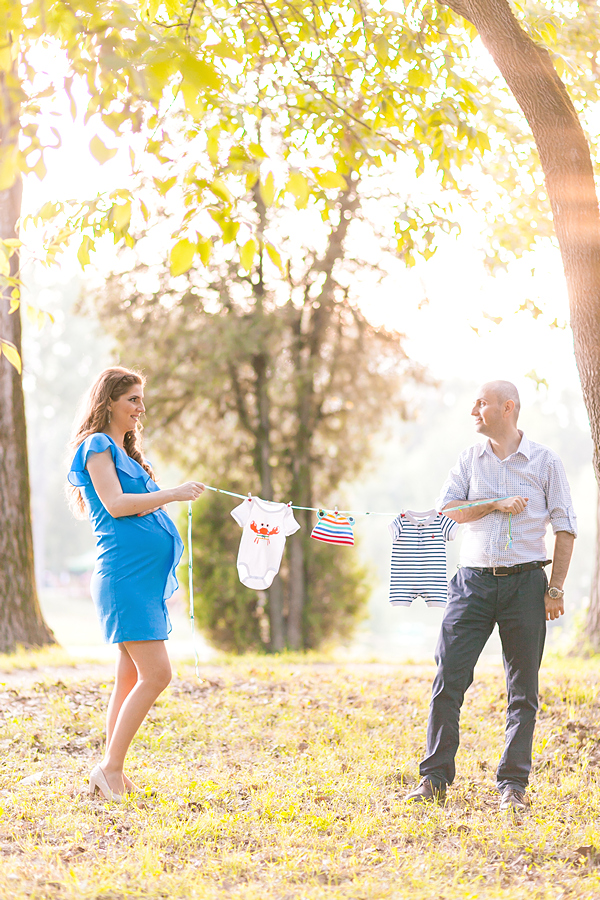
[388,509,459,608]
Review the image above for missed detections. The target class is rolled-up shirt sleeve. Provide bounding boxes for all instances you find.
[546,456,578,536]
[435,450,471,512]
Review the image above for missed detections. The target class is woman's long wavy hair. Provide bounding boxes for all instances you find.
[68,367,156,518]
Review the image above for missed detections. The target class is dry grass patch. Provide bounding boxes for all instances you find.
[0,655,600,898]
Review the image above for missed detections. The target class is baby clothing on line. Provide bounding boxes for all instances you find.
[231,496,301,590]
[388,508,459,608]
[310,510,355,546]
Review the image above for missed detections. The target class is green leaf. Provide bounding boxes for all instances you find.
[147,58,177,86]
[154,176,178,196]
[26,305,47,331]
[32,154,47,181]
[197,237,212,265]
[374,35,389,66]
[287,171,310,208]
[221,220,240,244]
[1,340,21,374]
[163,0,184,16]
[240,238,258,272]
[260,172,276,207]
[142,0,160,19]
[181,82,203,118]
[248,142,268,159]
[314,170,347,190]
[170,238,196,276]
[206,126,220,165]
[112,201,132,231]
[209,40,243,63]
[37,201,59,221]
[77,235,94,268]
[89,136,118,165]
[180,55,222,93]
[210,178,233,204]
[266,242,284,272]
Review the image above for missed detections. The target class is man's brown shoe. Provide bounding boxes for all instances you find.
[499,787,529,811]
[405,777,446,803]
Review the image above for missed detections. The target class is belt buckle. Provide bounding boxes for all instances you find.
[493,566,508,576]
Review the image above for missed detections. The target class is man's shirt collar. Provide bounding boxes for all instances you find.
[477,431,531,460]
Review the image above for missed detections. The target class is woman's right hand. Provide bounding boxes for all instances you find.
[170,482,206,502]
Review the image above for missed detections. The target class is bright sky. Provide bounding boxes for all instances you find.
[363,225,583,409]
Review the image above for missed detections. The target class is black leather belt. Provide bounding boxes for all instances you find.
[471,560,552,577]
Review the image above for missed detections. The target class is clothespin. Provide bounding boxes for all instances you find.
[247,492,252,502]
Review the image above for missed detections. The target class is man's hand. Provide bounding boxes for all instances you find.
[495,496,528,515]
[544,591,564,621]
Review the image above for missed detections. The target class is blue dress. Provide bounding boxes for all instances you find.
[68,433,184,643]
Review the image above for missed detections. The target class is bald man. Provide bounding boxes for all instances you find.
[406,381,577,811]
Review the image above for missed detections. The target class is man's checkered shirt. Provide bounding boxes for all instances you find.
[435,433,577,568]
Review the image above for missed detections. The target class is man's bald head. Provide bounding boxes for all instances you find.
[481,381,520,421]
[472,381,521,440]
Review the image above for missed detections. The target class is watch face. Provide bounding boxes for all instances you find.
[549,588,561,599]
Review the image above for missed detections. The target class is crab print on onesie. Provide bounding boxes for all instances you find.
[231,497,301,590]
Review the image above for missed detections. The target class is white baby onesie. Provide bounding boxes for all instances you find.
[231,497,301,590]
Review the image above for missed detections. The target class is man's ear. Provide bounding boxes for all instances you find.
[504,399,515,417]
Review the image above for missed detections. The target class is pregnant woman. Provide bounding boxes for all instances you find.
[68,366,204,801]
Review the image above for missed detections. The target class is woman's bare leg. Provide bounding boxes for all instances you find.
[105,645,141,792]
[106,644,138,746]
[100,640,171,794]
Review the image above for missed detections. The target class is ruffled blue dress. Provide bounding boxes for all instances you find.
[68,433,184,643]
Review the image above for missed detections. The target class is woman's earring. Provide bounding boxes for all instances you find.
[107,410,111,424]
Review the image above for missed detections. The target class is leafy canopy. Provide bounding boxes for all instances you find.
[10,1,494,282]
[4,0,600,364]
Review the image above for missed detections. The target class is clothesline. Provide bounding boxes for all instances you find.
[202,484,396,515]
[185,492,516,665]
[202,484,513,517]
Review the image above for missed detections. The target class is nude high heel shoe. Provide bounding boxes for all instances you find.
[89,764,124,801]
[123,774,157,799]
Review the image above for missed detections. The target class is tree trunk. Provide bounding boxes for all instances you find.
[575,488,600,654]
[0,176,56,653]
[285,181,360,650]
[287,526,306,651]
[440,0,600,648]
[288,358,311,650]
[253,349,285,652]
[250,201,286,652]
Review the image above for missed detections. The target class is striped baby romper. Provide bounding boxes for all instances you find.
[388,509,459,608]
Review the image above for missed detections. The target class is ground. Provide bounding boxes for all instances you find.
[1,651,600,899]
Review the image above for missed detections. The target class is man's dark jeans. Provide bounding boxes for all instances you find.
[420,566,547,792]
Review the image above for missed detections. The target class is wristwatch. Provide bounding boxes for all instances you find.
[548,587,564,600]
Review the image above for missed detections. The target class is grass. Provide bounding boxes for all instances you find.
[1,653,600,899]
[0,646,82,674]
